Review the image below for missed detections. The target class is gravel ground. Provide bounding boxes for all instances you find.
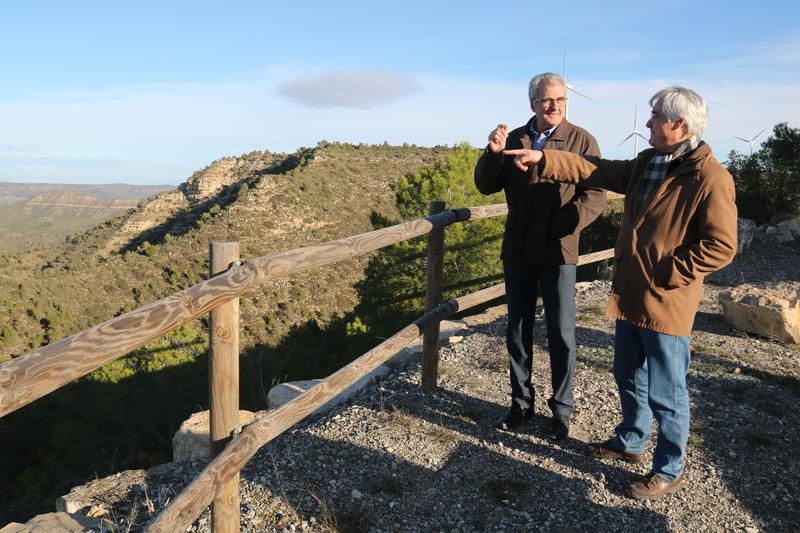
[84,237,800,532]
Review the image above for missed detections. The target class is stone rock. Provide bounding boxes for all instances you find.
[462,305,507,327]
[774,215,800,244]
[719,282,800,343]
[384,319,468,369]
[57,469,147,515]
[737,218,756,254]
[268,365,393,412]
[173,410,263,462]
[0,512,101,533]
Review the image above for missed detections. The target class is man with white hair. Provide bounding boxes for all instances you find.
[504,86,737,499]
[474,72,606,439]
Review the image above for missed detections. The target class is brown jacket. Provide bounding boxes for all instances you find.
[474,118,606,264]
[540,142,737,336]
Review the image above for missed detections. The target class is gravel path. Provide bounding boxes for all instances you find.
[81,237,800,532]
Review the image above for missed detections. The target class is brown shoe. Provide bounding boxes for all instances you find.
[586,439,644,464]
[628,473,684,500]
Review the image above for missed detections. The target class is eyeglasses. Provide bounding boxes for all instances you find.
[533,96,568,107]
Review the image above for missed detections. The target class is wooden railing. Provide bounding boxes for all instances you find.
[0,195,620,532]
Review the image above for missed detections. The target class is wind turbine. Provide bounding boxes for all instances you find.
[617,107,648,156]
[733,127,768,156]
[562,47,593,119]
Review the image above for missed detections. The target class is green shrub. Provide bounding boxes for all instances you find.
[726,123,800,224]
[357,144,504,320]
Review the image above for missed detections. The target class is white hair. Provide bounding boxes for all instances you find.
[528,72,566,103]
[649,86,708,141]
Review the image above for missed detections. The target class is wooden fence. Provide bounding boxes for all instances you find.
[0,195,620,532]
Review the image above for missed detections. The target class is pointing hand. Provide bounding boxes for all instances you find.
[502,149,543,171]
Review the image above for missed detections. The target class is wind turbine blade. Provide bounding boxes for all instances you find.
[567,85,594,101]
[751,126,769,141]
[634,132,648,142]
[617,133,635,147]
[733,136,750,143]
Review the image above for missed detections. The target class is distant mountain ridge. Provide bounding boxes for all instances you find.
[0,181,172,206]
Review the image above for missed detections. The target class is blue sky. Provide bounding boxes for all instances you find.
[1,1,798,184]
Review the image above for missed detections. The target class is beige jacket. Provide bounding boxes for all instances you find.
[541,142,737,336]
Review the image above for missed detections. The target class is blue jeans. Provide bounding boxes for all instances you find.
[503,262,577,416]
[612,319,691,481]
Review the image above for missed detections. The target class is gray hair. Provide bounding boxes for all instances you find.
[528,72,566,102]
[649,86,708,141]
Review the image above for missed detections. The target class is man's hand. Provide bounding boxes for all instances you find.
[488,124,508,154]
[503,149,543,171]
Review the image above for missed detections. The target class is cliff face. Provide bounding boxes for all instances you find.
[180,153,282,202]
[23,192,138,217]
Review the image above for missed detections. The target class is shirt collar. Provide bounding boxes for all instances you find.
[529,116,558,138]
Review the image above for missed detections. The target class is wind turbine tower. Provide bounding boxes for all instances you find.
[734,127,768,156]
[617,107,648,157]
[562,47,593,119]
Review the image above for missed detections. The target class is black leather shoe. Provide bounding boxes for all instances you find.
[550,413,570,440]
[497,406,532,431]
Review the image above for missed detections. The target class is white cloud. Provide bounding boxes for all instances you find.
[276,70,420,109]
[1,63,798,184]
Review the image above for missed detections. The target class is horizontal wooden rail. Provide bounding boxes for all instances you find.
[577,247,615,266]
[146,281,507,533]
[0,204,508,418]
[146,244,616,532]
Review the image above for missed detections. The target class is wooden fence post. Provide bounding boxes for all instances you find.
[209,241,241,533]
[422,201,445,393]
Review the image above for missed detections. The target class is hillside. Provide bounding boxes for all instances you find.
[0,142,452,360]
[0,142,453,525]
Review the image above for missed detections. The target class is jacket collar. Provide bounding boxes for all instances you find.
[523,116,575,145]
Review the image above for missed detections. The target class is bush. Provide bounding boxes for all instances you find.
[356,144,505,322]
[726,123,800,224]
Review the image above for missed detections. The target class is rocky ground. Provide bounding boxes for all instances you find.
[39,236,800,532]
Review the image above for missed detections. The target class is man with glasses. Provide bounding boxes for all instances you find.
[503,86,737,499]
[474,72,606,439]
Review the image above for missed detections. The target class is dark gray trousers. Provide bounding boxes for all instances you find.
[503,262,577,416]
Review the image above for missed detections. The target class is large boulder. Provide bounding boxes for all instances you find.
[0,512,101,533]
[173,409,263,462]
[719,282,800,343]
[774,215,800,244]
[737,218,756,254]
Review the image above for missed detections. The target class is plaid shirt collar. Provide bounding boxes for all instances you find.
[639,138,699,208]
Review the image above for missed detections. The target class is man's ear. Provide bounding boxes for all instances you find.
[530,101,536,113]
[673,118,688,133]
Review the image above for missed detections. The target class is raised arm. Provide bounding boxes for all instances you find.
[474,124,509,194]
